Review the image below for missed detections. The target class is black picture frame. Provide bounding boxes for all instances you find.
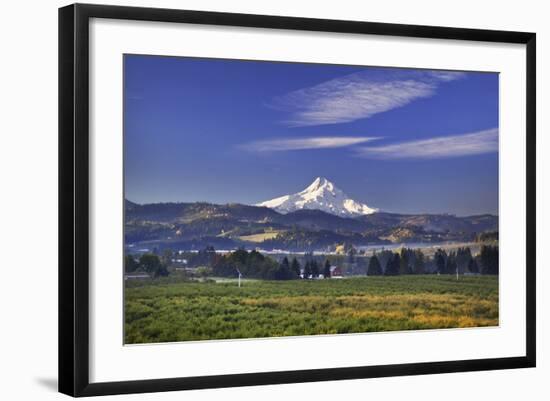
[59,3,536,397]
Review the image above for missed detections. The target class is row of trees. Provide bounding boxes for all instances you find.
[185,246,220,267]
[289,257,333,279]
[366,245,499,276]
[211,250,335,280]
[126,245,499,279]
[366,248,428,276]
[433,247,476,275]
[479,245,499,274]
[124,253,169,277]
[212,249,280,280]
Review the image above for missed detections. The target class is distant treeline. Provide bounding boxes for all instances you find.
[475,231,498,243]
[125,245,499,280]
[124,253,169,277]
[367,245,498,276]
[212,250,335,280]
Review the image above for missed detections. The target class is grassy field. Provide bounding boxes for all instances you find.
[124,275,498,344]
[237,231,282,242]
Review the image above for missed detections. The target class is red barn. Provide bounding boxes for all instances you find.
[330,266,344,278]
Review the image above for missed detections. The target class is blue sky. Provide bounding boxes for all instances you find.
[124,55,499,216]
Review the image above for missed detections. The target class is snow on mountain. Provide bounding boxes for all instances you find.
[256,177,378,217]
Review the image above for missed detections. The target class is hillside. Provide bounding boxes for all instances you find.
[125,200,498,252]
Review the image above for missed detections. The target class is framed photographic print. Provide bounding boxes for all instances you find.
[58,3,536,397]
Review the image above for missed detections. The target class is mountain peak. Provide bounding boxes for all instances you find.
[256,178,378,217]
[312,176,329,186]
[303,176,335,193]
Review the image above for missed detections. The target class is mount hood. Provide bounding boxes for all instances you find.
[256,177,378,217]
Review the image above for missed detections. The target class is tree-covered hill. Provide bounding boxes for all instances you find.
[124,200,498,252]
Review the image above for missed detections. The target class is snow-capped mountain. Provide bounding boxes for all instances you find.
[256,177,378,217]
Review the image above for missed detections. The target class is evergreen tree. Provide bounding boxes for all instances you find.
[399,248,411,275]
[310,260,319,278]
[291,257,301,277]
[434,249,447,274]
[456,247,472,273]
[367,255,383,276]
[275,256,294,280]
[377,250,393,272]
[413,249,425,274]
[324,259,331,278]
[303,261,312,279]
[467,257,479,274]
[385,253,401,276]
[281,256,290,270]
[480,245,499,274]
[446,252,458,275]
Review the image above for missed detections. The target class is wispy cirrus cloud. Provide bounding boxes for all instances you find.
[356,128,498,159]
[271,70,466,127]
[240,136,379,152]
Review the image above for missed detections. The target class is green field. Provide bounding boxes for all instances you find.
[124,275,498,344]
[237,231,283,242]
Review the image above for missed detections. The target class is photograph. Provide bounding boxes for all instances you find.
[123,54,499,345]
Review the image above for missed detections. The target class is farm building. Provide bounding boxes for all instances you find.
[330,266,344,278]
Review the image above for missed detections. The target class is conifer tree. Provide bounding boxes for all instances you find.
[291,257,301,278]
[446,252,458,275]
[324,259,331,278]
[434,249,447,274]
[480,245,499,274]
[413,249,425,274]
[467,257,479,274]
[399,248,410,275]
[281,256,290,270]
[456,247,472,273]
[367,255,383,276]
[276,256,293,280]
[311,260,319,278]
[303,261,312,279]
[385,253,401,276]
